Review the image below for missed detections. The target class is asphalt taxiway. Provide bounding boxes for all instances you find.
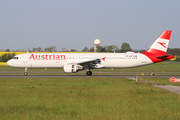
[1,75,180,78]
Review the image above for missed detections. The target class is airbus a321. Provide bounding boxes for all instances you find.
[7,30,174,76]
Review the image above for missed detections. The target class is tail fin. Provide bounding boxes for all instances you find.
[145,30,172,54]
[142,30,174,63]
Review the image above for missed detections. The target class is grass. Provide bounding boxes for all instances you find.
[0,77,180,120]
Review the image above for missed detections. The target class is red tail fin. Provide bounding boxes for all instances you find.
[158,30,172,40]
[142,30,174,63]
[145,30,172,54]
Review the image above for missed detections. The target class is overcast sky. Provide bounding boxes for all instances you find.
[0,0,179,51]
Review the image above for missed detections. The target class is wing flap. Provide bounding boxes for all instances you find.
[65,58,104,69]
[77,59,100,65]
[77,59,103,69]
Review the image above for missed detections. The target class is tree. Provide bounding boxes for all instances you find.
[88,47,94,52]
[0,53,16,62]
[70,49,78,52]
[167,48,180,56]
[101,47,107,52]
[120,42,132,52]
[106,45,118,52]
[82,47,89,52]
[62,47,66,52]
[44,46,57,52]
[32,47,43,52]
[5,49,10,51]
[96,46,103,52]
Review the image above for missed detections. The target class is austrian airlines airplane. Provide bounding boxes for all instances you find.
[7,30,174,76]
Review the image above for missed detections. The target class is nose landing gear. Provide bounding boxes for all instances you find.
[24,68,28,76]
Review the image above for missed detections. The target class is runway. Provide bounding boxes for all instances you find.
[1,75,180,78]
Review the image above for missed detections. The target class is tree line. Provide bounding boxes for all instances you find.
[0,53,16,62]
[1,44,180,62]
[82,43,132,52]
[167,48,180,61]
[1,43,132,53]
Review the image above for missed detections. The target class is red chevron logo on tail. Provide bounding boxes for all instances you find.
[157,42,166,48]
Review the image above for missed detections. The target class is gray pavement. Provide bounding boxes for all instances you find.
[153,85,180,95]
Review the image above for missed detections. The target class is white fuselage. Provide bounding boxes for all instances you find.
[6,30,174,76]
[7,53,153,68]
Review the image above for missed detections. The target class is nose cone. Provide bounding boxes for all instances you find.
[7,60,12,66]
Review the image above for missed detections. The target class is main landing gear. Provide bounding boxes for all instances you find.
[24,68,28,76]
[86,71,92,76]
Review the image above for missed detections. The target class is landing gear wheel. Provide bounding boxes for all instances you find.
[86,71,92,76]
[24,72,28,76]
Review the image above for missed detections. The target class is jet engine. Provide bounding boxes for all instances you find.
[63,64,84,73]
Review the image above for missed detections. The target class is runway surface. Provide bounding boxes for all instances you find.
[1,75,180,78]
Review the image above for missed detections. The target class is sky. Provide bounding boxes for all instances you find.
[0,0,180,51]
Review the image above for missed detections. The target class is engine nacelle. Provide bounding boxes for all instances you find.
[63,64,84,73]
[63,64,77,73]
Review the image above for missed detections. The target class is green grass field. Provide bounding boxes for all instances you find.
[0,77,180,120]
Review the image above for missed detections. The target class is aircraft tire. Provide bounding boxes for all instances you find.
[24,72,28,76]
[86,71,92,76]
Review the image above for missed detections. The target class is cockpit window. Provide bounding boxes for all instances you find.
[13,57,18,59]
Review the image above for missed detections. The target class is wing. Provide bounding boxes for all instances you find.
[77,59,104,69]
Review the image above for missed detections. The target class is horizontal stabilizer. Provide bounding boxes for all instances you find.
[155,55,172,59]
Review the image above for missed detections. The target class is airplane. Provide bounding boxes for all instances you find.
[7,30,174,76]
